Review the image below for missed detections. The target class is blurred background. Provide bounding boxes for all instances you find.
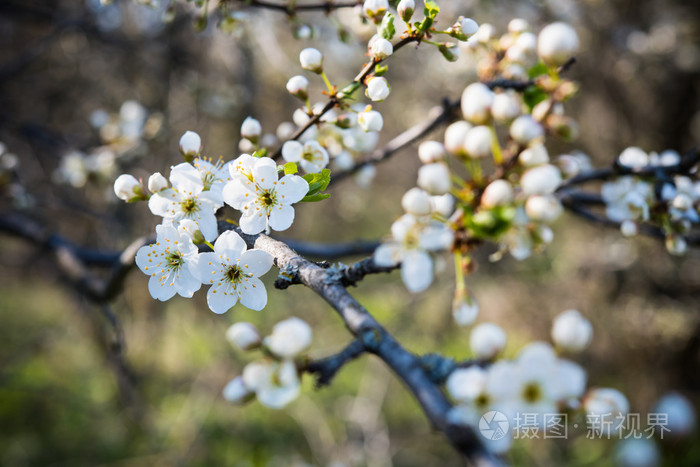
[0,0,699,465]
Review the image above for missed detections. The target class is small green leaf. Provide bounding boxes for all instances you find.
[380,12,396,40]
[528,62,549,79]
[252,148,268,158]
[301,193,331,202]
[302,168,331,197]
[283,162,298,175]
[424,0,440,19]
[523,86,547,112]
[338,82,361,99]
[374,63,389,76]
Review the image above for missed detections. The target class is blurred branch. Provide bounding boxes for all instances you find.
[235,0,362,14]
[230,225,503,466]
[305,338,365,387]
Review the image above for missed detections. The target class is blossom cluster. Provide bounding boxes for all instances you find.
[222,318,313,409]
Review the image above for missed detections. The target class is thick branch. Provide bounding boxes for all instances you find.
[235,0,362,15]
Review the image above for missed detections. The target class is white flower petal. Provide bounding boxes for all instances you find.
[170,162,204,195]
[207,283,238,314]
[148,190,177,217]
[276,174,309,204]
[148,273,177,301]
[401,249,433,292]
[214,230,247,258]
[374,243,402,266]
[239,208,268,235]
[174,267,202,298]
[222,179,254,210]
[268,203,295,231]
[238,277,268,311]
[239,249,273,277]
[253,158,278,190]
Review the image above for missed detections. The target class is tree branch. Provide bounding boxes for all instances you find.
[305,338,365,387]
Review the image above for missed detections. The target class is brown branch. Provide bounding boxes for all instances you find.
[234,0,362,15]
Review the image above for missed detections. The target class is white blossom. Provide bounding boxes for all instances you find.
[508,18,530,34]
[510,115,544,145]
[470,323,506,359]
[418,141,446,164]
[446,366,487,403]
[461,83,494,125]
[615,438,660,467]
[519,144,549,166]
[374,214,453,293]
[192,157,233,199]
[197,230,272,313]
[358,109,384,132]
[241,117,262,142]
[148,172,168,193]
[179,131,201,158]
[286,75,309,99]
[551,309,593,352]
[148,162,223,242]
[537,22,580,67]
[222,376,254,404]
[601,176,653,222]
[397,0,414,21]
[481,180,514,208]
[464,125,492,159]
[417,162,451,195]
[491,92,522,122]
[370,37,393,60]
[281,140,329,173]
[620,220,638,237]
[452,297,479,326]
[366,76,391,101]
[460,17,479,36]
[242,360,301,409]
[520,164,562,196]
[363,0,388,21]
[114,174,142,201]
[264,317,313,359]
[585,387,630,435]
[226,322,262,351]
[618,146,649,169]
[431,194,455,217]
[652,392,697,437]
[525,194,563,222]
[135,223,202,301]
[223,156,309,234]
[401,187,432,216]
[299,48,323,73]
[444,120,471,155]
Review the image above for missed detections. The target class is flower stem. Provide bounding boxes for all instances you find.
[489,124,503,166]
[320,71,334,94]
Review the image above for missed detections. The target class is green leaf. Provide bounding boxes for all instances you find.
[301,193,331,202]
[283,162,298,175]
[528,62,549,79]
[463,205,515,239]
[338,82,361,99]
[252,148,268,158]
[380,12,396,40]
[523,86,547,112]
[374,63,388,76]
[301,168,331,202]
[424,0,440,19]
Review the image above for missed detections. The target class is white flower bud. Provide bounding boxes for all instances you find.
[241,117,262,142]
[461,83,494,124]
[444,121,471,155]
[241,361,269,391]
[585,388,629,431]
[520,164,562,196]
[464,125,492,159]
[508,18,530,34]
[666,235,688,256]
[179,131,201,158]
[417,162,451,195]
[446,366,486,402]
[653,392,697,437]
[418,141,447,164]
[299,47,323,73]
[470,323,507,359]
[515,32,537,54]
[370,38,393,60]
[618,146,649,168]
[365,76,390,101]
[475,23,495,43]
[358,109,384,132]
[355,164,376,188]
[525,195,563,222]
[460,17,479,36]
[537,22,580,66]
[113,174,142,201]
[333,151,355,171]
[147,172,168,193]
[519,143,549,166]
[431,194,455,217]
[620,220,638,237]
[264,317,313,359]
[672,193,692,211]
[401,187,432,216]
[481,180,514,208]
[363,0,388,21]
[177,219,204,243]
[281,141,303,163]
[551,309,593,353]
[615,438,660,467]
[453,297,479,326]
[510,115,544,145]
[397,0,414,22]
[491,92,522,122]
[286,75,309,99]
[222,376,253,404]
[226,322,262,351]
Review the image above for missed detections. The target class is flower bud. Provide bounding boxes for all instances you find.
[652,392,697,437]
[438,42,461,62]
[520,164,562,196]
[417,162,451,195]
[672,193,692,211]
[222,376,254,404]
[461,83,494,125]
[147,172,168,193]
[365,76,391,101]
[464,125,492,159]
[551,309,593,352]
[491,92,522,122]
[370,37,393,60]
[585,388,629,435]
[358,109,384,132]
[537,22,580,67]
[401,187,432,216]
[114,174,142,201]
[241,117,262,143]
[226,322,262,351]
[470,323,506,359]
[666,234,688,256]
[510,115,544,145]
[286,75,309,100]
[481,180,514,208]
[444,120,471,155]
[299,47,323,73]
[460,17,479,37]
[620,220,638,237]
[177,219,205,244]
[179,131,201,160]
[446,367,486,402]
[397,0,414,22]
[519,143,549,167]
[475,23,496,43]
[525,195,563,222]
[453,295,479,326]
[418,141,446,164]
[508,18,530,34]
[264,317,313,359]
[431,194,455,217]
[615,439,660,467]
[363,0,388,22]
